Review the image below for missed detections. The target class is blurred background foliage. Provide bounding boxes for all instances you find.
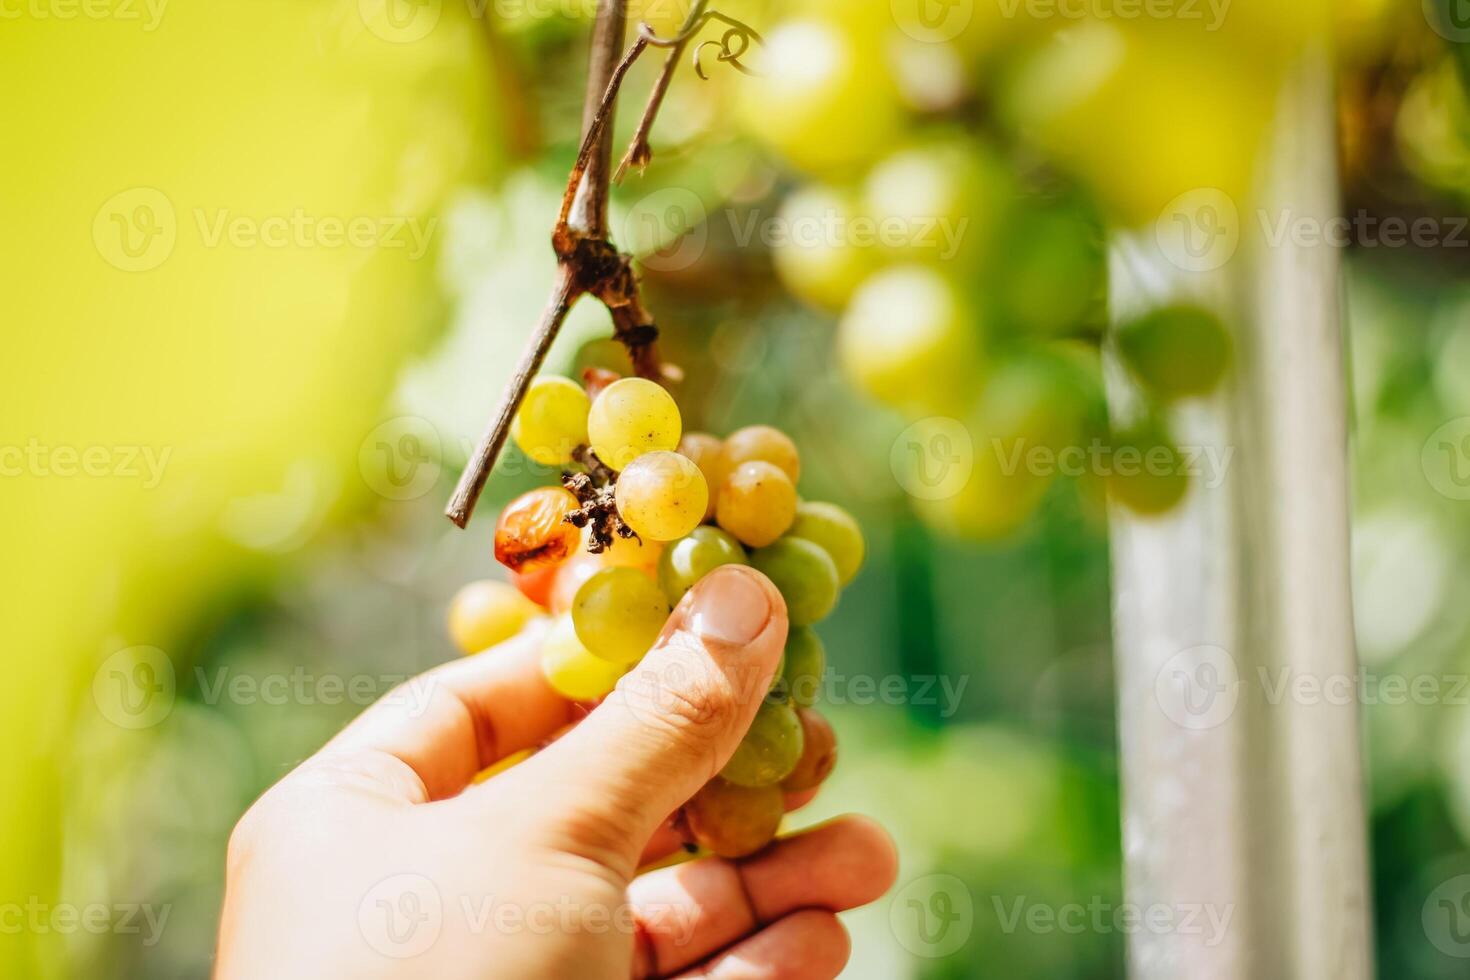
[3,0,1470,976]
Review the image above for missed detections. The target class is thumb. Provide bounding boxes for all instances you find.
[526,564,787,872]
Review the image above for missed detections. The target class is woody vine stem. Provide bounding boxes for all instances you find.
[445,0,759,529]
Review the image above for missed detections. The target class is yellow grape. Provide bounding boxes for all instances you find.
[447,579,541,654]
[572,567,671,665]
[677,431,724,520]
[771,183,877,311]
[788,501,864,586]
[683,778,784,859]
[587,377,681,470]
[715,461,797,548]
[614,451,709,542]
[719,425,801,485]
[862,139,1009,268]
[511,375,589,466]
[838,265,977,416]
[540,614,626,701]
[736,16,902,173]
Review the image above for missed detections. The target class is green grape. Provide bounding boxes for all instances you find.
[750,537,840,627]
[788,501,864,586]
[721,699,805,787]
[838,265,977,416]
[447,580,541,655]
[540,614,626,701]
[511,375,590,466]
[772,183,877,311]
[781,708,837,792]
[657,526,748,604]
[572,567,671,665]
[736,16,902,173]
[992,194,1107,337]
[1116,305,1232,400]
[614,451,709,542]
[587,377,681,470]
[719,425,801,485]
[1106,417,1191,516]
[677,431,723,519]
[862,138,1010,269]
[780,626,826,706]
[683,778,784,859]
[715,461,797,548]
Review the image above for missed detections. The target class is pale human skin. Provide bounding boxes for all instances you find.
[216,565,898,979]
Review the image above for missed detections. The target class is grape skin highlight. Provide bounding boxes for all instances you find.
[614,451,709,542]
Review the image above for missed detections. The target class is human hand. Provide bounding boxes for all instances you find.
[215,565,897,979]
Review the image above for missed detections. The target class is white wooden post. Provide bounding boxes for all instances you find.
[1107,47,1373,979]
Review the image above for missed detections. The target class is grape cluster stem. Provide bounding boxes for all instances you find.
[449,0,759,529]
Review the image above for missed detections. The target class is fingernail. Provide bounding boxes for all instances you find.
[687,566,771,647]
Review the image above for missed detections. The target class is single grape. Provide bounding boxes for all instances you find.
[719,425,801,485]
[749,537,840,627]
[614,451,709,542]
[838,264,976,416]
[677,431,724,519]
[597,528,663,572]
[788,501,864,586]
[494,487,581,573]
[862,138,1010,269]
[721,699,805,787]
[548,552,603,615]
[447,580,541,654]
[780,626,826,707]
[572,567,671,665]
[540,614,626,701]
[512,563,559,609]
[657,526,748,604]
[736,16,902,173]
[683,778,784,859]
[772,183,877,311]
[781,709,837,792]
[1116,304,1232,400]
[511,375,589,466]
[1105,418,1191,515]
[587,377,681,470]
[716,461,797,548]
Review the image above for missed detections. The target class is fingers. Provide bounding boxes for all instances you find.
[320,619,578,801]
[631,816,898,979]
[519,565,788,874]
[670,910,850,980]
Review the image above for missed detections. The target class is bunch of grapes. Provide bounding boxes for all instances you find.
[446,371,861,858]
[723,0,1235,535]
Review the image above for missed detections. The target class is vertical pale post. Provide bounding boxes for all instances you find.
[1107,48,1373,979]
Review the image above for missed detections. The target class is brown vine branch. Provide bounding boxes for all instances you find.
[614,5,762,182]
[446,0,671,529]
